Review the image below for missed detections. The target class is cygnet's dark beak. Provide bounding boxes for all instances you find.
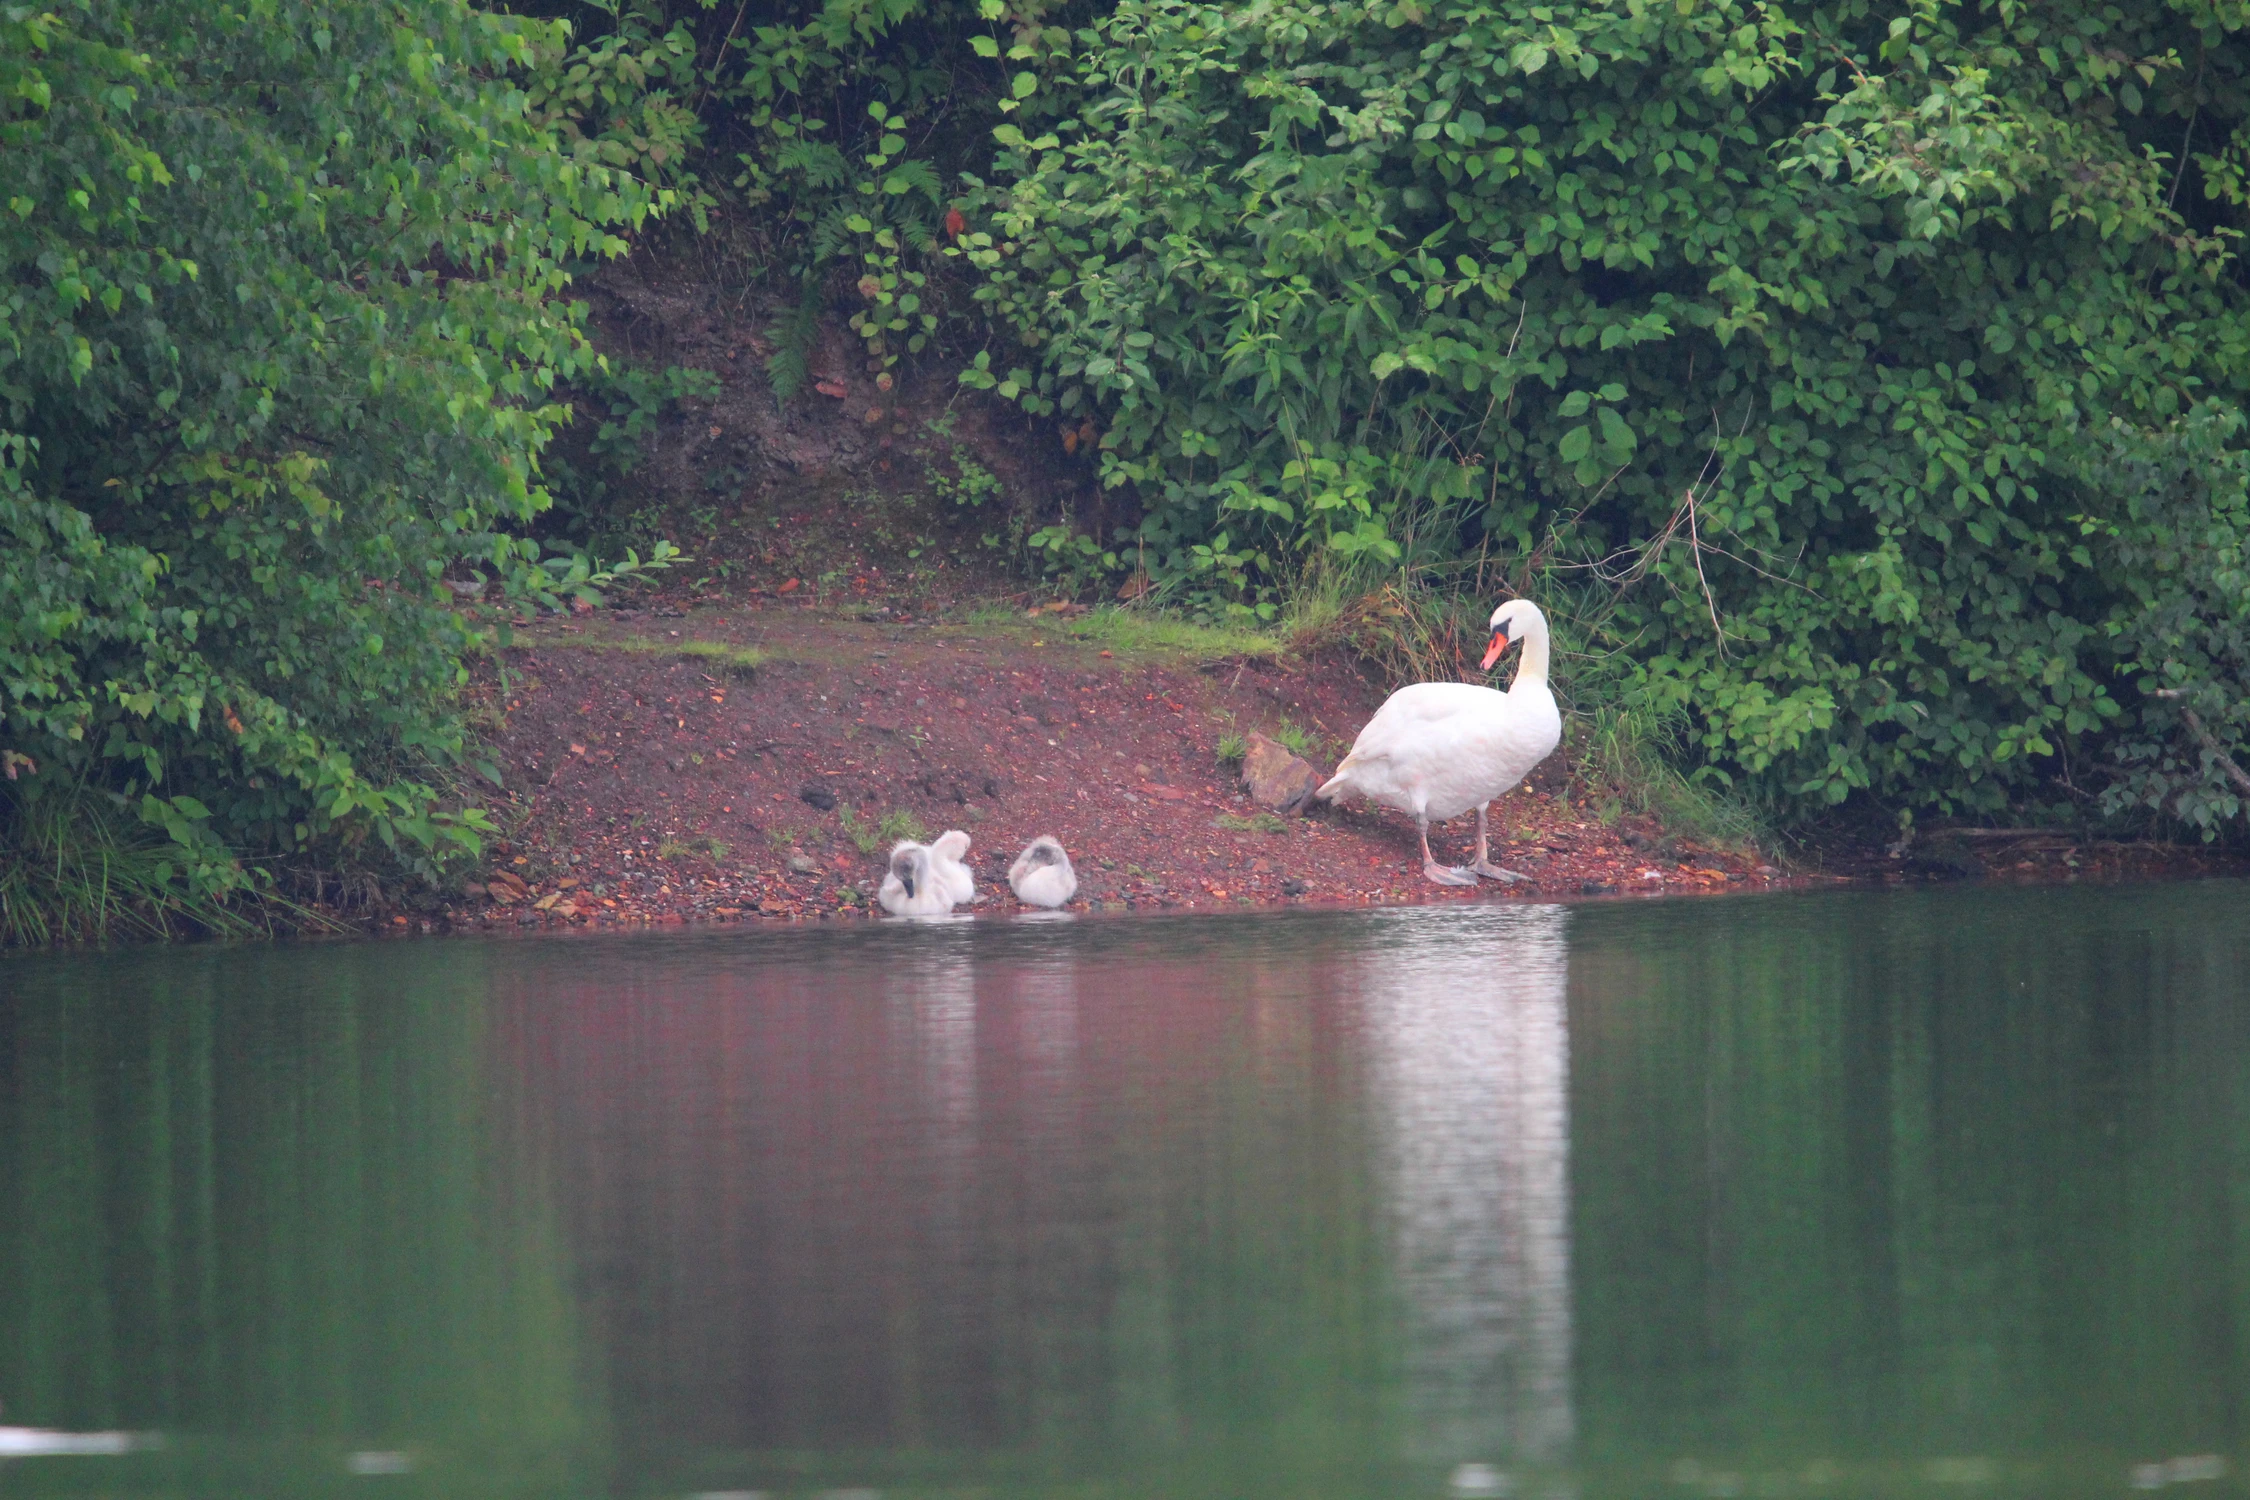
[1480,622,1515,671]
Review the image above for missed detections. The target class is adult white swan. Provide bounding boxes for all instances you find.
[1314,599,1561,886]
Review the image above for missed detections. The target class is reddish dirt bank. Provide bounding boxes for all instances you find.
[401,598,2240,936]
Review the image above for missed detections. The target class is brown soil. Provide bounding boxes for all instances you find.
[386,231,2245,936]
[407,596,2244,937]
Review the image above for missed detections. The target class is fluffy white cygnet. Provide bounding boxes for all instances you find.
[928,828,976,906]
[877,841,953,917]
[1008,835,1078,908]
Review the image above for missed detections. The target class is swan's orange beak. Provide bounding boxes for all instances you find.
[1480,628,1513,671]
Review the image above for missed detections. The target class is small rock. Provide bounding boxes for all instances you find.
[1281,877,1309,896]
[786,853,820,874]
[1755,864,1781,877]
[1240,730,1320,815]
[1580,881,1619,896]
[1133,763,1152,778]
[799,783,837,811]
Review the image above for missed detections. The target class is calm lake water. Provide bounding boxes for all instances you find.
[4,882,2250,1500]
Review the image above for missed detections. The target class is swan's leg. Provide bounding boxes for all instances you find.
[1469,803,1529,883]
[1420,815,1477,887]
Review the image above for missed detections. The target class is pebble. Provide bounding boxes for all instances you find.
[786,853,820,874]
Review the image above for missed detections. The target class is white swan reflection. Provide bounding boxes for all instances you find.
[896,934,980,1240]
[1361,904,1575,1471]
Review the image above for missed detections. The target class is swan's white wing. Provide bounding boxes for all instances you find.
[1346,684,1511,755]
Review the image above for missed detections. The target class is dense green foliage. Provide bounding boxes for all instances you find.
[10,0,2250,942]
[952,0,2250,826]
[0,0,669,924]
[528,0,2250,833]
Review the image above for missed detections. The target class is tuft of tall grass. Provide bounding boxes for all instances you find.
[0,783,300,947]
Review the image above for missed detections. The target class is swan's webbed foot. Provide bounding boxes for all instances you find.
[1470,861,1529,883]
[1423,860,1480,887]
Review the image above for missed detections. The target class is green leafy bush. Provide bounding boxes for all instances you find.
[954,0,2250,825]
[0,0,669,926]
[2075,408,2250,837]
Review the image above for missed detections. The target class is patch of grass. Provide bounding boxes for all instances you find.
[1273,718,1317,758]
[1563,700,1767,852]
[1216,733,1247,765]
[548,633,767,678]
[877,808,929,845]
[1215,812,1289,834]
[0,783,317,947]
[956,601,1283,664]
[838,803,926,856]
[1063,606,1282,662]
[762,824,799,851]
[652,834,728,862]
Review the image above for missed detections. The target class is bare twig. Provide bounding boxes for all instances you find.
[1684,485,1728,656]
[695,0,754,118]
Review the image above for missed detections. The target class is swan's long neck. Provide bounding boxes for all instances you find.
[1511,617,1551,694]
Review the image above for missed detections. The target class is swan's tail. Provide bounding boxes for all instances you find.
[1314,759,1355,802]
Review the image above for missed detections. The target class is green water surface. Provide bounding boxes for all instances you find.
[3,881,2247,1499]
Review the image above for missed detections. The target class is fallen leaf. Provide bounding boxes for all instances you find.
[945,206,966,240]
[777,578,801,594]
[533,893,561,911]
[814,378,848,398]
[569,743,586,756]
